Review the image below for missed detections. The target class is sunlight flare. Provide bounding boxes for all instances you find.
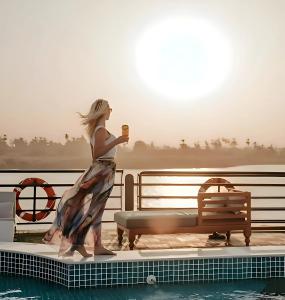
[135,17,232,99]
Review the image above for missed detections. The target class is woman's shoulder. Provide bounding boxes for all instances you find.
[94,125,106,132]
[91,125,105,143]
[94,125,109,137]
[92,125,113,141]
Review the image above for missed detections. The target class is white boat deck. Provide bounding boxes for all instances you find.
[1,242,285,264]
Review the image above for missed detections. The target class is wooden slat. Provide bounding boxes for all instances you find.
[201,213,247,219]
[201,206,245,212]
[202,199,247,205]
[199,192,248,197]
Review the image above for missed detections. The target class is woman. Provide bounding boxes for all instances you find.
[42,99,129,257]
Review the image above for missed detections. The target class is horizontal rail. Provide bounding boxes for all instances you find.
[252,226,285,230]
[138,195,285,199]
[135,183,285,187]
[253,220,285,223]
[15,195,121,200]
[0,183,123,187]
[139,171,285,177]
[16,207,122,212]
[140,195,197,199]
[16,220,116,225]
[137,206,285,212]
[0,169,124,173]
[252,207,285,211]
[15,207,285,213]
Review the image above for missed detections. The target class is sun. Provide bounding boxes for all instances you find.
[135,17,232,100]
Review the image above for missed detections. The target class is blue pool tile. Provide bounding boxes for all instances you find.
[2,250,285,288]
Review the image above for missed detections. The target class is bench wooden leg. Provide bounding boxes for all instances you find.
[117,227,124,246]
[128,231,136,250]
[226,231,231,241]
[244,229,251,246]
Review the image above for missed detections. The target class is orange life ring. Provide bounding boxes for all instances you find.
[13,177,56,222]
[198,177,235,193]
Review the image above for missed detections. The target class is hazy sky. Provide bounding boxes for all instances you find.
[1,0,285,147]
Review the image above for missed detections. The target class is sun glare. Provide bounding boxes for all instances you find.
[135,17,232,100]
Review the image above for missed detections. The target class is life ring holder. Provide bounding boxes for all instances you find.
[13,177,56,222]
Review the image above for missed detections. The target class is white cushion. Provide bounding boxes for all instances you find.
[226,195,245,214]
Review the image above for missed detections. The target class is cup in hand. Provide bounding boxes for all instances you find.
[122,125,129,137]
[122,124,129,144]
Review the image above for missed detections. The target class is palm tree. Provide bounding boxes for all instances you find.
[211,139,222,149]
[221,137,230,147]
[180,139,188,150]
[204,140,210,150]
[194,142,201,149]
[230,138,238,148]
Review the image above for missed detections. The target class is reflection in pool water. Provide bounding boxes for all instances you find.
[1,274,285,300]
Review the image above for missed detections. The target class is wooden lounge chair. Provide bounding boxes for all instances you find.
[114,188,251,250]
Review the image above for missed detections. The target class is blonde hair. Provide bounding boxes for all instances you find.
[79,99,109,138]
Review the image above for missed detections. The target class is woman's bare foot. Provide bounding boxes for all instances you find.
[62,249,75,257]
[94,246,117,256]
[42,231,53,244]
[63,245,92,258]
[75,245,93,257]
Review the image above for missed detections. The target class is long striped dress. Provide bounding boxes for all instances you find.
[42,125,117,256]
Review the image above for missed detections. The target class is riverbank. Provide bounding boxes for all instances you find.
[1,150,285,169]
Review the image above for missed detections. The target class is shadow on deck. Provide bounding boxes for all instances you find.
[15,230,285,251]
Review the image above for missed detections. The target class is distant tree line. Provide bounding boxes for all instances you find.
[0,134,89,156]
[0,134,282,156]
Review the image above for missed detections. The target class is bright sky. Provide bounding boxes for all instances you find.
[0,0,285,148]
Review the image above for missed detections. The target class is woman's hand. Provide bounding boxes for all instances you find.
[116,135,129,145]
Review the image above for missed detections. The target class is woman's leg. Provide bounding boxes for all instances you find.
[63,215,93,257]
[65,164,116,256]
[93,204,106,248]
[61,191,86,237]
[91,189,116,255]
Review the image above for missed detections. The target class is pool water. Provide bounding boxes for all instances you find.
[1,274,285,300]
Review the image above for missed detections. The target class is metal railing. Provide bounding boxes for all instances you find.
[0,169,124,225]
[2,169,285,231]
[125,171,285,231]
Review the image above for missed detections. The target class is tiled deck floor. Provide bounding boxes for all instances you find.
[96,230,285,251]
[15,230,285,250]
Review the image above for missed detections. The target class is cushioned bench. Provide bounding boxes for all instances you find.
[114,190,251,250]
[114,210,198,250]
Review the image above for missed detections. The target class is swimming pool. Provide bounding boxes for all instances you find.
[2,242,285,292]
[1,274,285,299]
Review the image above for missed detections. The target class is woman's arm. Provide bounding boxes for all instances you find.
[92,127,118,160]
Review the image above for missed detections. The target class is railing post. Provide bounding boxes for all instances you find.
[32,181,37,222]
[125,174,134,211]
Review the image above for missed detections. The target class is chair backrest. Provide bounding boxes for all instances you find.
[198,191,251,226]
[0,192,16,219]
